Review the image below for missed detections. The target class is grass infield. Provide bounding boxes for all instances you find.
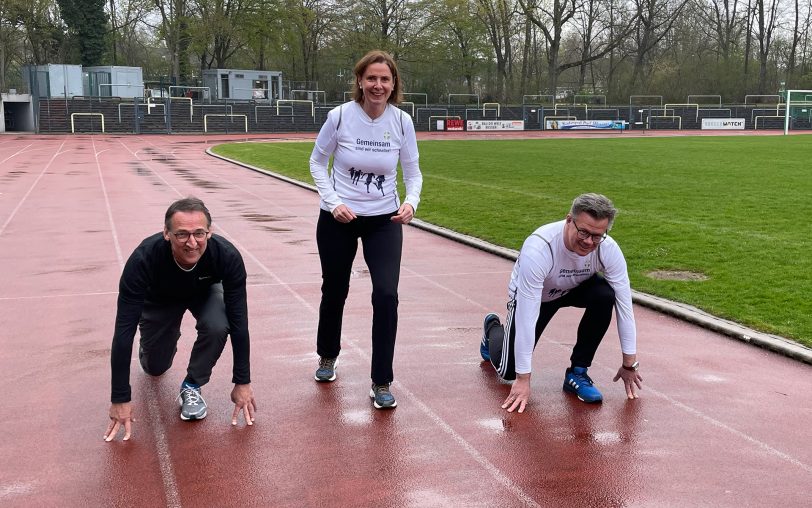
[212,135,812,348]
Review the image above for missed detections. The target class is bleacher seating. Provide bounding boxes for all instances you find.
[34,97,808,134]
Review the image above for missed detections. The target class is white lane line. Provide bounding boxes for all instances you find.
[0,143,33,165]
[203,140,812,476]
[145,393,182,508]
[93,139,124,267]
[218,229,541,507]
[402,266,491,311]
[132,137,812,482]
[198,137,811,476]
[0,139,67,238]
[0,290,117,301]
[541,337,812,474]
[346,340,543,508]
[422,262,812,475]
[649,387,812,474]
[115,138,541,506]
[91,137,181,508]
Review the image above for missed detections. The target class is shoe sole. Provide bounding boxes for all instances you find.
[369,389,397,409]
[562,383,603,403]
[180,410,208,421]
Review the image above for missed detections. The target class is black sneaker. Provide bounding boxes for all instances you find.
[369,383,397,409]
[178,383,208,420]
[314,357,338,382]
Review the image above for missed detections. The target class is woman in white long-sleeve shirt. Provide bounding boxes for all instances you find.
[308,50,423,409]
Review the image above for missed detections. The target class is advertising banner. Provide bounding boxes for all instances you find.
[466,120,525,131]
[445,118,464,131]
[545,119,627,130]
[435,118,465,131]
[701,118,745,130]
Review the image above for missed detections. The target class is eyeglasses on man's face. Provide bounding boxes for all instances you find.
[571,219,607,244]
[171,230,209,242]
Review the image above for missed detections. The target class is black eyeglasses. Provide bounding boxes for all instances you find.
[571,219,607,244]
[171,230,209,241]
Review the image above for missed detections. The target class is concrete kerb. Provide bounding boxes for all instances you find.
[206,148,812,366]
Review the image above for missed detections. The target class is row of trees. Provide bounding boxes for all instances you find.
[2,0,811,103]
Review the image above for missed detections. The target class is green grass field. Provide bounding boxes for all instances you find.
[212,135,812,347]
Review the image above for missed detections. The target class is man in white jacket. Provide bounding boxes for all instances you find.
[480,193,643,412]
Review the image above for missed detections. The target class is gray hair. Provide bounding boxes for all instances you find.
[164,197,212,230]
[570,193,617,229]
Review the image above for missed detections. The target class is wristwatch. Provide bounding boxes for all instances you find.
[622,361,639,371]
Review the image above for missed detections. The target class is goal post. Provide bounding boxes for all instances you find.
[784,90,812,135]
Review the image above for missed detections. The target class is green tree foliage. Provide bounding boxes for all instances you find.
[189,0,264,71]
[57,0,108,65]
[153,0,193,82]
[5,0,66,66]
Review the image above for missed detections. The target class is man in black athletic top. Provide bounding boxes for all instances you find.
[104,197,256,442]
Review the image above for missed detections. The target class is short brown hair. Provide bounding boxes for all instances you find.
[352,50,402,105]
[164,197,212,230]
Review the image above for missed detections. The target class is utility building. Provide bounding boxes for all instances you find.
[202,69,283,101]
[24,64,84,98]
[83,66,144,98]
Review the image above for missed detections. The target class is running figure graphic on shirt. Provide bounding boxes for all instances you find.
[364,173,375,193]
[348,167,385,196]
[349,167,362,185]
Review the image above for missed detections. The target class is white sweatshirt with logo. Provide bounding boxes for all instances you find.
[310,101,422,216]
[509,220,637,374]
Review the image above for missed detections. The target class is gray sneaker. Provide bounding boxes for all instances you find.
[315,357,338,382]
[369,383,397,409]
[178,384,207,420]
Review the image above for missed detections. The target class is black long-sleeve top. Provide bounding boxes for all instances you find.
[110,233,250,403]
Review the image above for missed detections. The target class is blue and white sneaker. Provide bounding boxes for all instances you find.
[563,367,603,403]
[314,356,338,382]
[370,383,397,409]
[481,313,500,361]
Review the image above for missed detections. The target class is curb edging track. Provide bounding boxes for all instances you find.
[207,147,812,366]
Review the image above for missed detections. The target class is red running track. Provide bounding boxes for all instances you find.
[0,133,810,507]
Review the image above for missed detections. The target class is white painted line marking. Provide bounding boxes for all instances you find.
[542,338,812,474]
[0,290,117,301]
[0,143,32,164]
[119,138,541,506]
[92,137,181,508]
[0,139,67,238]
